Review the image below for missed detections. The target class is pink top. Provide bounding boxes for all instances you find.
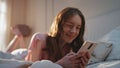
[25,33,49,61]
[25,32,71,62]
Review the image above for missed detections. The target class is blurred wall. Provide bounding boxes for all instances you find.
[26,0,54,34]
[85,9,120,41]
[8,0,120,44]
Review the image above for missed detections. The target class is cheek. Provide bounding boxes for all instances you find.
[63,27,71,34]
[63,28,69,32]
[61,31,66,37]
[76,31,80,37]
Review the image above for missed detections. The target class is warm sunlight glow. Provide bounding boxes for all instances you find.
[0,0,7,51]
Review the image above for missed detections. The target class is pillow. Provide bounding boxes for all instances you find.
[99,26,120,61]
[11,48,28,60]
[0,59,32,68]
[30,60,63,68]
[88,42,112,64]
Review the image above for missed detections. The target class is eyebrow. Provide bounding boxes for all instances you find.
[66,22,81,27]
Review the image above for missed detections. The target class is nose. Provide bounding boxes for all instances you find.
[70,27,77,33]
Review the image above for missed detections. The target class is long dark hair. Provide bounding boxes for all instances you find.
[46,7,85,62]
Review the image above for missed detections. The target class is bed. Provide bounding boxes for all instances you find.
[86,25,120,68]
[0,25,120,68]
[87,60,120,68]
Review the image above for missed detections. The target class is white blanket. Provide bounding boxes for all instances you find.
[87,60,120,68]
[0,59,32,68]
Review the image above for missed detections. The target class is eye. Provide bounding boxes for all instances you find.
[67,24,73,28]
[64,23,73,29]
[76,26,81,30]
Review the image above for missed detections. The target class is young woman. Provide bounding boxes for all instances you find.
[25,7,90,68]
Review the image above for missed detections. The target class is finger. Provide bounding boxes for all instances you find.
[72,59,81,64]
[74,52,85,61]
[67,51,76,56]
[81,55,90,67]
[80,51,90,59]
[73,63,84,68]
[79,63,84,68]
[80,57,86,66]
[86,52,91,59]
[77,51,83,54]
[83,56,88,64]
[70,54,82,61]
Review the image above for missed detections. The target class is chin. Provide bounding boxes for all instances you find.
[66,39,73,43]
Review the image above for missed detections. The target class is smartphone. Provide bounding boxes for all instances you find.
[77,41,97,54]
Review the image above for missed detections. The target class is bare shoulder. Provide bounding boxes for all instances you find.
[33,32,47,41]
[33,32,47,48]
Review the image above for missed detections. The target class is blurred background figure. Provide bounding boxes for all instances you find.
[6,24,31,53]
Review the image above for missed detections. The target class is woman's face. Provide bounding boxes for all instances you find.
[62,14,82,43]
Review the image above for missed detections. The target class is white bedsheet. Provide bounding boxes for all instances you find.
[87,60,120,68]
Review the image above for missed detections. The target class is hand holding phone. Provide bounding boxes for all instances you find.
[77,41,97,54]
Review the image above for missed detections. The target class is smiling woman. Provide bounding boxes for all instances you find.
[25,7,90,68]
[0,0,7,52]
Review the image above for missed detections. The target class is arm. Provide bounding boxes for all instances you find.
[6,35,26,53]
[55,52,76,68]
[6,35,20,53]
[56,51,90,68]
[30,52,89,68]
[25,33,45,62]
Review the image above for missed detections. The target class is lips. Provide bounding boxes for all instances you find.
[66,33,75,40]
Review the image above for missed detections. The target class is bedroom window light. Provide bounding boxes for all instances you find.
[0,0,7,52]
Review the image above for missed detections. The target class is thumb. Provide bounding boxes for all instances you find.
[67,51,76,56]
